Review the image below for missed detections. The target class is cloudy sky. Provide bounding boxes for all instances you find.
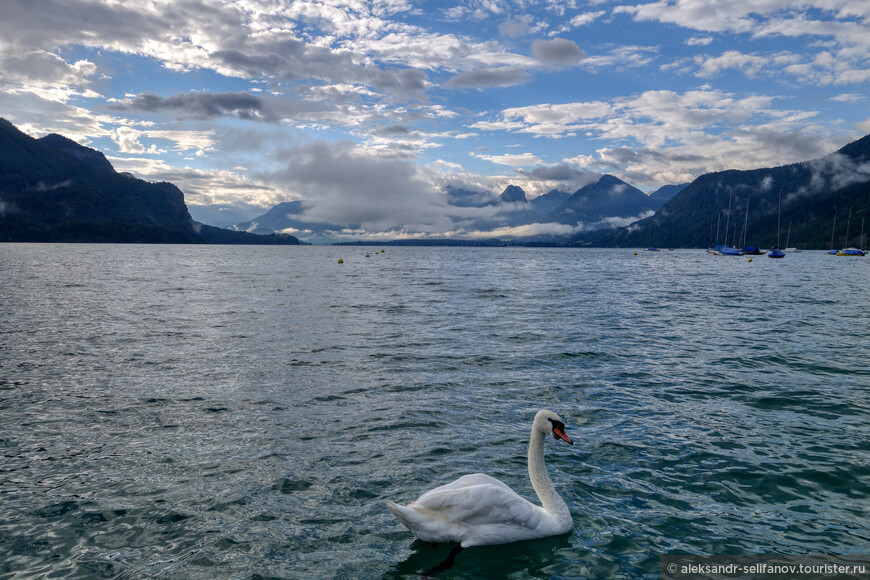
[2,0,869,237]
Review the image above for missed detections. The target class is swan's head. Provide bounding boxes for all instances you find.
[534,410,573,445]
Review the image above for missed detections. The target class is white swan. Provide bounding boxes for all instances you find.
[386,409,574,547]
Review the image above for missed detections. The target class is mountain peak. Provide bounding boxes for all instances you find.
[499,185,527,203]
[836,132,870,161]
[597,174,625,185]
[39,133,115,173]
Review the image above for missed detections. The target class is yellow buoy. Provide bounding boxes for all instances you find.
[338,258,344,264]
[748,258,753,262]
[633,251,638,255]
[365,253,370,258]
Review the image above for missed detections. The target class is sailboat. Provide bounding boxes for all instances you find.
[647,222,658,251]
[740,197,762,254]
[718,191,742,255]
[827,210,839,255]
[836,207,866,256]
[768,190,785,258]
[782,221,799,252]
[708,212,721,254]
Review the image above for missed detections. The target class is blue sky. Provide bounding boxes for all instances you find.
[2,0,869,238]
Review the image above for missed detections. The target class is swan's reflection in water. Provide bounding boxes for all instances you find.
[387,534,574,578]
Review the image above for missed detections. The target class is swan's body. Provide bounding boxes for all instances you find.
[386,410,574,547]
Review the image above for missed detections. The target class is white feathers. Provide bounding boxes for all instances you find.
[386,410,573,548]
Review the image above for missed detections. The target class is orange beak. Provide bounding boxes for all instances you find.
[553,426,573,445]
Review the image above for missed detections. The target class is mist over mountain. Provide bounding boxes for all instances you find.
[548,175,663,226]
[0,119,299,244]
[233,175,668,243]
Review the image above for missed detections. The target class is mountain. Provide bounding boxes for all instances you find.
[232,200,356,242]
[578,134,870,248]
[550,175,664,225]
[38,133,116,173]
[0,119,299,244]
[499,185,527,203]
[529,189,571,214]
[236,200,307,234]
[232,178,667,242]
[649,183,688,203]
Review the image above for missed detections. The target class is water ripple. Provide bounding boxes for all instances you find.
[0,245,868,578]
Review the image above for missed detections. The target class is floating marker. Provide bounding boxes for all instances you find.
[633,251,638,255]
[338,258,344,264]
[748,258,753,262]
[365,253,370,258]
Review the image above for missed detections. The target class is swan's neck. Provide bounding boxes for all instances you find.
[528,429,569,517]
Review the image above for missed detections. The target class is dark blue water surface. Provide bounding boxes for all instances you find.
[1,245,868,579]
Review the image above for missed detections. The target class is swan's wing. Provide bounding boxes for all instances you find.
[412,473,512,500]
[411,480,545,531]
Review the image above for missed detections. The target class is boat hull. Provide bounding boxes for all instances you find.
[836,248,866,256]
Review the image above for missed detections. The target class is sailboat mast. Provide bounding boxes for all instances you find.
[709,217,714,248]
[861,215,866,250]
[716,213,721,247]
[742,198,750,248]
[830,210,837,249]
[776,189,782,248]
[844,206,852,248]
[724,191,733,247]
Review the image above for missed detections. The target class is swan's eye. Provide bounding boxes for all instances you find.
[548,418,573,444]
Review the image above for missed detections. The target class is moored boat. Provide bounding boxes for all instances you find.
[768,190,785,259]
[835,207,864,256]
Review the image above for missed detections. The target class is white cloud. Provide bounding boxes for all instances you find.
[472,152,544,167]
[614,0,870,75]
[664,46,870,86]
[109,155,288,208]
[471,88,841,187]
[113,127,147,154]
[694,50,770,77]
[143,129,218,152]
[569,11,606,28]
[686,36,713,46]
[581,45,659,70]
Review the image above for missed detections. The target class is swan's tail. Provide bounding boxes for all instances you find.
[386,500,415,531]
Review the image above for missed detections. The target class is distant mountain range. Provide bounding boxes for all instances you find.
[3,115,867,248]
[0,119,300,244]
[234,174,683,242]
[582,133,870,249]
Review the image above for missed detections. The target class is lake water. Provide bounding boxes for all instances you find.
[1,244,868,579]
